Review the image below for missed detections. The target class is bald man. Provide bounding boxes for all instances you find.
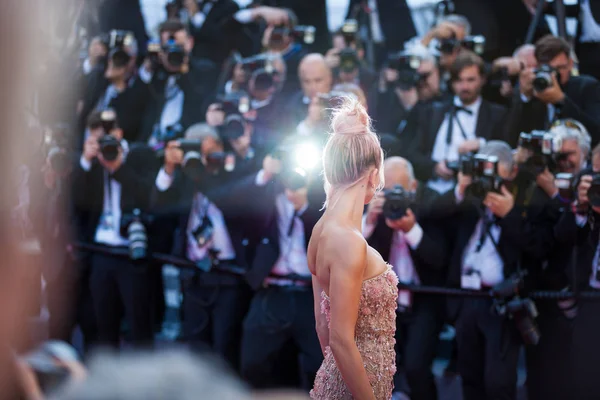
[362,156,447,400]
[286,53,333,136]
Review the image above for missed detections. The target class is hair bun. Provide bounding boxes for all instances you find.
[331,97,371,136]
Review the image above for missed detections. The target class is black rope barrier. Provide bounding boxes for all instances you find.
[72,242,600,300]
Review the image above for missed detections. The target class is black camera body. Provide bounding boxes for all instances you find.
[462,35,486,55]
[98,134,121,161]
[519,130,562,175]
[340,19,358,45]
[241,54,279,92]
[217,92,251,141]
[437,35,460,54]
[533,64,557,92]
[271,25,316,45]
[555,172,576,202]
[163,35,186,69]
[338,48,360,73]
[121,209,153,261]
[461,153,502,200]
[382,185,416,220]
[104,30,135,68]
[587,173,600,207]
[387,52,423,90]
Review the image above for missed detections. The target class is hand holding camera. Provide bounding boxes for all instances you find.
[577,175,592,206]
[533,70,565,105]
[536,168,558,198]
[484,186,515,218]
[385,209,416,233]
[83,135,100,163]
[519,67,536,99]
[458,139,481,155]
[435,160,454,180]
[366,192,385,225]
[457,171,473,199]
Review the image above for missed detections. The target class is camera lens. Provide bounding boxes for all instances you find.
[128,220,147,260]
[221,115,245,141]
[99,135,120,161]
[533,72,552,92]
[382,185,413,220]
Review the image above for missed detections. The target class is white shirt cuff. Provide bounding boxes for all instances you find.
[575,214,588,227]
[155,168,174,192]
[138,66,153,84]
[403,222,423,249]
[297,121,312,136]
[520,92,531,103]
[224,80,234,94]
[454,184,464,204]
[478,137,487,150]
[255,169,269,186]
[234,9,253,24]
[80,156,92,172]
[362,214,376,239]
[191,12,207,28]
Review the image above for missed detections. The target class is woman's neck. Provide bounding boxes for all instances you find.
[327,180,368,231]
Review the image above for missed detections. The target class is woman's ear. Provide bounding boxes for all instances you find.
[369,168,379,188]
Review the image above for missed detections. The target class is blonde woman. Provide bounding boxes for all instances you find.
[309,98,398,400]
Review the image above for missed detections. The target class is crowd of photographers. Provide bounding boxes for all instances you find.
[18,1,600,399]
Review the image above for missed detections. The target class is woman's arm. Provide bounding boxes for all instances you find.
[328,234,376,400]
[312,275,329,355]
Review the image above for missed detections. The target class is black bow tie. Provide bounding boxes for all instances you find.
[454,105,473,115]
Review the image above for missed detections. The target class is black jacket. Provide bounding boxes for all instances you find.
[405,99,508,182]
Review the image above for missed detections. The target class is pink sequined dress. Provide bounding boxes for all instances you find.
[310,265,398,400]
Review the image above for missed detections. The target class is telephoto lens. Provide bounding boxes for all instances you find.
[98,135,121,161]
[128,209,148,261]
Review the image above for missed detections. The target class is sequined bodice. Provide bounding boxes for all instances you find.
[310,266,399,400]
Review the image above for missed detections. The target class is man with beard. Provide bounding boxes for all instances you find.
[404,51,507,194]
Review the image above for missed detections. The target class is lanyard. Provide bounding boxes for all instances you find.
[103,170,114,215]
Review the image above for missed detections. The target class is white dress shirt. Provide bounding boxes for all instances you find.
[428,96,485,194]
[368,0,385,44]
[147,76,184,146]
[155,169,236,261]
[461,208,504,287]
[139,0,169,39]
[81,140,130,247]
[580,0,600,43]
[255,170,311,285]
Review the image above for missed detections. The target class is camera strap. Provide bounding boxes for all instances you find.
[476,207,509,268]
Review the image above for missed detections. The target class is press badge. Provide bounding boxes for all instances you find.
[461,270,482,290]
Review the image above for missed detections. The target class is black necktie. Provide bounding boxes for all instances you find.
[454,105,473,115]
[287,211,298,237]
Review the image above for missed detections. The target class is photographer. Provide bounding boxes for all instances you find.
[548,147,600,398]
[513,35,600,146]
[72,109,156,349]
[183,0,291,66]
[405,51,507,194]
[325,28,376,96]
[150,129,258,371]
[362,157,446,400]
[139,20,219,145]
[261,9,311,99]
[240,149,324,390]
[369,47,445,137]
[287,53,333,134]
[447,141,550,400]
[77,31,151,145]
[522,120,591,400]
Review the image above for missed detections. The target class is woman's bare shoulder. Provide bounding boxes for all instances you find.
[321,224,367,269]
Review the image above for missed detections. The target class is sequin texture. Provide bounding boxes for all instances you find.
[310,266,398,400]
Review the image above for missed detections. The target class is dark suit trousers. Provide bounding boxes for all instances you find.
[89,251,154,349]
[455,298,521,400]
[240,286,323,390]
[394,295,444,400]
[571,295,600,399]
[525,302,573,400]
[180,271,251,372]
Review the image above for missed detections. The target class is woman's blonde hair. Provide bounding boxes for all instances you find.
[322,97,384,209]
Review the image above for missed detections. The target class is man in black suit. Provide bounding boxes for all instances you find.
[362,157,447,400]
[139,20,219,145]
[345,0,417,69]
[150,129,259,371]
[511,35,600,146]
[72,110,156,349]
[404,51,507,193]
[240,151,324,390]
[445,141,552,400]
